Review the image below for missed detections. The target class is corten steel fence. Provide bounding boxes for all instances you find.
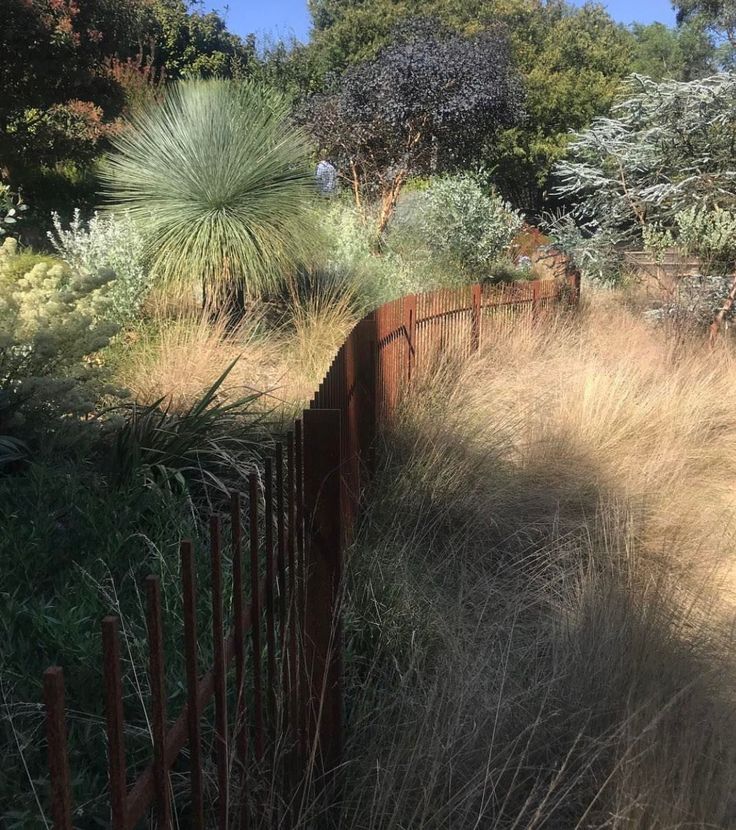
[41,271,579,829]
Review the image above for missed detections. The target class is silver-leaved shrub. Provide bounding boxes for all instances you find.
[320,202,429,307]
[415,174,523,276]
[48,209,149,325]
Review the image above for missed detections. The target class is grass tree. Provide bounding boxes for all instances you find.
[101,79,318,309]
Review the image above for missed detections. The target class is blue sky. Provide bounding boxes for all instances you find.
[206,1,677,43]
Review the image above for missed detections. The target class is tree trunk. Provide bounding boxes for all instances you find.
[709,271,736,344]
[350,161,362,211]
[375,171,408,244]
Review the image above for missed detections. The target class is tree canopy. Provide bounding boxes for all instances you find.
[304,19,522,233]
[295,0,719,211]
[0,0,257,191]
[629,21,717,80]
[675,0,736,46]
[553,73,736,237]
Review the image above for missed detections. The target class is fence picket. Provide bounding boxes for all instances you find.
[145,575,172,829]
[265,457,277,741]
[210,516,229,828]
[180,540,205,830]
[249,473,265,763]
[43,667,73,830]
[302,409,344,771]
[101,616,127,830]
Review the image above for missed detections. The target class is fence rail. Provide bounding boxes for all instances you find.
[41,269,580,828]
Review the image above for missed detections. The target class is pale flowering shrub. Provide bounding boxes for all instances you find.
[48,209,150,325]
[0,238,120,428]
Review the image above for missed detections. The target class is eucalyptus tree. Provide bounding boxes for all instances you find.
[550,71,736,306]
[101,79,318,306]
[553,72,736,238]
[304,19,522,236]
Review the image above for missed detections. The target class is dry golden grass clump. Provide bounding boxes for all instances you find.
[282,281,359,402]
[118,312,284,413]
[341,298,736,829]
[118,284,359,416]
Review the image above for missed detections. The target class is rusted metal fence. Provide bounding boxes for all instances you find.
[41,272,579,828]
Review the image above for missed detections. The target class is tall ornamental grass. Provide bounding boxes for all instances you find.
[101,79,318,300]
[338,297,736,828]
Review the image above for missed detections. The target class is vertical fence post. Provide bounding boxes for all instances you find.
[43,667,74,830]
[145,575,172,830]
[302,408,343,772]
[353,313,377,478]
[471,284,482,353]
[210,516,229,829]
[229,499,247,771]
[404,294,417,383]
[180,540,205,830]
[249,473,265,763]
[359,314,378,474]
[532,280,541,323]
[101,617,127,830]
[264,457,277,739]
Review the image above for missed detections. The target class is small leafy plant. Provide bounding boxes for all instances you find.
[107,359,268,498]
[0,184,29,240]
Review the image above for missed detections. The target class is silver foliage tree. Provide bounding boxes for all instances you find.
[553,72,736,240]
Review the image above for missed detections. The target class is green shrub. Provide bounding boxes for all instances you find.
[311,195,522,311]
[485,261,536,283]
[644,206,736,275]
[316,200,429,308]
[412,174,524,277]
[48,209,150,325]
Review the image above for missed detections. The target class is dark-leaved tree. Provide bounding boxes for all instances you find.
[303,19,523,236]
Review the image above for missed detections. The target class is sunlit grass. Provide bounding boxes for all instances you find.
[337,297,736,828]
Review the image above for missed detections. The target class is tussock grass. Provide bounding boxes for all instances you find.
[118,311,284,413]
[117,289,358,416]
[282,278,360,403]
[101,79,319,297]
[340,299,736,829]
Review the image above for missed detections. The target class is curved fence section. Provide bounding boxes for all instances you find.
[40,269,579,829]
[310,272,580,542]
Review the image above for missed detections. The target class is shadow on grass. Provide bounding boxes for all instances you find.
[337,382,736,830]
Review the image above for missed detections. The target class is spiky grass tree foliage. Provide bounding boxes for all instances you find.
[101,79,317,300]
